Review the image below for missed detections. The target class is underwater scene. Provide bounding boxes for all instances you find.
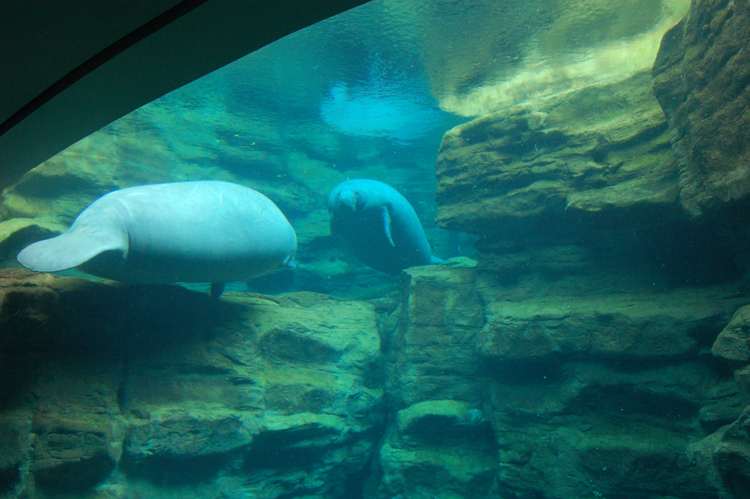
[3,0,750,498]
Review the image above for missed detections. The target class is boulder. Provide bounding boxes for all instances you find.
[653,0,750,218]
[0,269,385,498]
[713,406,750,497]
[385,259,484,411]
[713,304,750,368]
[479,286,746,365]
[434,71,680,239]
[378,400,496,499]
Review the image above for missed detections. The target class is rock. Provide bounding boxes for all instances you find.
[472,274,748,499]
[685,429,730,498]
[380,262,750,498]
[0,270,128,492]
[29,415,120,491]
[422,0,688,116]
[386,264,750,499]
[377,266,497,499]
[378,400,496,499]
[713,406,750,497]
[713,304,750,368]
[0,132,175,226]
[0,419,26,494]
[12,331,124,493]
[572,425,706,498]
[395,400,489,442]
[3,261,750,498]
[0,218,67,261]
[487,357,740,498]
[243,412,369,493]
[0,269,224,350]
[475,244,597,282]
[699,381,746,434]
[121,408,253,483]
[435,71,680,238]
[736,365,750,407]
[711,304,750,417]
[0,269,385,497]
[385,263,485,411]
[478,286,745,365]
[431,63,750,288]
[116,291,385,495]
[652,0,750,217]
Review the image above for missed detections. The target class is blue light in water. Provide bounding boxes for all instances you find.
[320,81,446,144]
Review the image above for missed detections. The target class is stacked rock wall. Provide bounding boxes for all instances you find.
[652,0,750,218]
[0,270,385,499]
[4,261,750,499]
[377,262,750,499]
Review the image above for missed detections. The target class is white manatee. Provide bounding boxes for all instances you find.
[17,181,297,297]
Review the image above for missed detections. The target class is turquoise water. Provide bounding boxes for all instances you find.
[1,0,688,295]
[117,27,463,295]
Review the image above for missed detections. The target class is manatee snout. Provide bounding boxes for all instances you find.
[335,189,361,212]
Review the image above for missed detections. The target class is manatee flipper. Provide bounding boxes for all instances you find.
[210,282,226,299]
[381,207,395,247]
[283,255,297,269]
[17,225,128,272]
[430,255,444,264]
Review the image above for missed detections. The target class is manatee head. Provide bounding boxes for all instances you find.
[328,181,367,214]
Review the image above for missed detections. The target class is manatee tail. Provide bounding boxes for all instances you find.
[17,225,128,272]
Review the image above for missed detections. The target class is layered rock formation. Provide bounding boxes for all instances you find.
[3,259,750,499]
[423,0,750,497]
[433,65,749,288]
[432,0,750,283]
[0,269,384,498]
[652,0,750,218]
[378,263,750,499]
[435,70,680,236]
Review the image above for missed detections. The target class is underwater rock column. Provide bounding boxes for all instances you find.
[0,270,128,496]
[377,261,498,499]
[652,0,750,217]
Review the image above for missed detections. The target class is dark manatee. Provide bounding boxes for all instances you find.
[17,181,297,298]
[327,178,442,275]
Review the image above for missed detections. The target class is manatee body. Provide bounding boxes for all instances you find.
[17,181,297,296]
[327,179,442,275]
